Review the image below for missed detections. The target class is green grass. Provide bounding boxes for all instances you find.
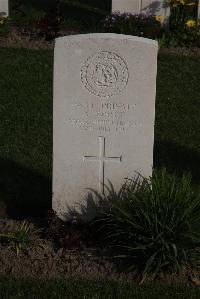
[0,48,200,217]
[0,48,53,216]
[0,276,200,298]
[155,53,200,181]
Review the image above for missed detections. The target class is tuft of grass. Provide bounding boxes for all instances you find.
[0,220,45,254]
[95,169,200,282]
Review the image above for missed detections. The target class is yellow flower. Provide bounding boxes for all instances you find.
[186,19,196,28]
[171,0,196,5]
[0,20,4,25]
[175,0,185,4]
[155,15,163,23]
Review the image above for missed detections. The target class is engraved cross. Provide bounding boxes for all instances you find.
[83,136,122,194]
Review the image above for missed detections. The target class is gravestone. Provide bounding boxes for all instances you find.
[112,0,170,24]
[53,34,158,221]
[0,0,8,17]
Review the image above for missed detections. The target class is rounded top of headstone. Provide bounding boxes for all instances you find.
[55,33,158,48]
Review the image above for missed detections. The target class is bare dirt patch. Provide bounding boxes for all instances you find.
[160,47,200,56]
[1,29,200,55]
[0,217,197,285]
[0,218,138,282]
[0,29,54,49]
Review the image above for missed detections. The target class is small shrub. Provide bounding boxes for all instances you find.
[36,11,62,40]
[10,0,45,30]
[10,0,62,40]
[169,0,198,30]
[0,220,45,254]
[103,11,162,40]
[47,210,83,250]
[165,0,200,47]
[0,15,11,36]
[96,169,200,282]
[162,23,200,47]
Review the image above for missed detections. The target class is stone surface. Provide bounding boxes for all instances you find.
[112,0,170,23]
[112,0,142,13]
[53,34,158,221]
[0,0,8,17]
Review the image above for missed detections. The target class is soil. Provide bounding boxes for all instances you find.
[159,47,200,56]
[1,29,200,57]
[0,216,139,282]
[0,216,198,285]
[0,244,133,281]
[0,29,54,50]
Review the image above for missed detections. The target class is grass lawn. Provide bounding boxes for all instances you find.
[0,48,200,217]
[0,276,200,298]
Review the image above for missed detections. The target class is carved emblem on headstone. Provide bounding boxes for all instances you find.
[81,51,129,98]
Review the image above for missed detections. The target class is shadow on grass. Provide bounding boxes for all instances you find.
[0,158,51,219]
[154,139,200,184]
[0,139,199,219]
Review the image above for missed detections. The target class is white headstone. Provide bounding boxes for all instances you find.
[112,0,170,24]
[53,34,158,221]
[0,0,8,17]
[112,0,141,13]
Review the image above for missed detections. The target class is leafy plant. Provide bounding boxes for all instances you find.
[0,220,45,254]
[96,169,200,282]
[162,24,200,47]
[169,0,198,30]
[10,0,62,40]
[103,12,162,40]
[10,0,45,29]
[0,16,11,36]
[164,0,200,47]
[47,210,83,250]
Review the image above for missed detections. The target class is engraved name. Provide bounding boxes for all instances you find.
[68,100,140,133]
[71,101,136,111]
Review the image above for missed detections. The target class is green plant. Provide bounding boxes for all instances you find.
[162,24,200,47]
[0,16,11,36]
[169,0,198,30]
[103,12,162,40]
[0,220,45,254]
[159,0,200,48]
[10,0,45,30]
[96,169,200,282]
